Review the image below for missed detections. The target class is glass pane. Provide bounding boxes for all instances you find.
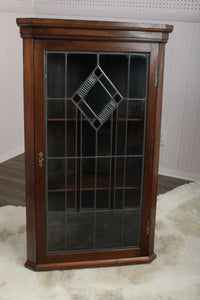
[48,159,65,190]
[123,212,140,246]
[47,121,65,157]
[100,54,128,97]
[116,121,126,155]
[66,213,94,250]
[85,82,112,116]
[66,121,76,157]
[47,213,65,251]
[115,158,124,187]
[81,191,95,210]
[100,76,116,96]
[66,159,76,191]
[129,55,148,99]
[126,121,144,155]
[82,121,95,156]
[45,52,148,254]
[128,101,145,119]
[48,192,65,211]
[125,158,142,188]
[115,189,123,209]
[95,212,122,248]
[97,121,111,156]
[124,189,140,208]
[47,53,65,98]
[96,190,109,210]
[66,100,76,119]
[47,100,65,119]
[66,191,75,210]
[118,99,127,119]
[67,54,97,97]
[81,159,95,189]
[97,158,110,188]
[79,101,96,121]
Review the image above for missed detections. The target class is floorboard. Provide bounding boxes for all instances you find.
[0,153,191,207]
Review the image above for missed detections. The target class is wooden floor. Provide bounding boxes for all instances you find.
[0,154,191,207]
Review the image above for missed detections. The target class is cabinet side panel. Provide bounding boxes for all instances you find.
[149,44,165,254]
[140,43,159,256]
[23,38,37,263]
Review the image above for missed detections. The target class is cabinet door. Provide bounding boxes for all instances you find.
[45,51,149,253]
[34,40,158,266]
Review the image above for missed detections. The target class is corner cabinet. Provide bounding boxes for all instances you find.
[17,18,173,271]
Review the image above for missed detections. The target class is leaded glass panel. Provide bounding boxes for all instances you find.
[45,52,148,254]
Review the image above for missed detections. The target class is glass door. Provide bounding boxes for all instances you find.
[45,52,148,253]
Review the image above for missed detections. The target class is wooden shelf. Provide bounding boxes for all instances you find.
[48,186,140,193]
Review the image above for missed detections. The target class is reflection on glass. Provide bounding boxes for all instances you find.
[48,192,65,211]
[66,213,94,250]
[48,159,65,190]
[95,212,122,248]
[47,213,65,251]
[123,212,140,246]
[47,53,65,98]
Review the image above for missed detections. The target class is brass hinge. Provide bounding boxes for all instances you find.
[154,70,159,87]
[38,152,44,168]
[147,219,151,235]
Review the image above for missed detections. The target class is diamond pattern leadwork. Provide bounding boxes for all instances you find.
[71,67,123,129]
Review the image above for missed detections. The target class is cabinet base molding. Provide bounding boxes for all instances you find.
[25,253,156,271]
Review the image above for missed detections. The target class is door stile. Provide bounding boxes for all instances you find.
[34,40,47,263]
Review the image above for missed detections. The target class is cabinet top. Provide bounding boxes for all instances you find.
[16,18,173,43]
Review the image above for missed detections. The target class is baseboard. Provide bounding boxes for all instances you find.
[159,167,200,182]
[0,146,24,163]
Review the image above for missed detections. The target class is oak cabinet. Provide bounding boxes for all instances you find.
[17,18,173,271]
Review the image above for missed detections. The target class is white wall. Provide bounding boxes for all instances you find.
[0,0,200,181]
[0,13,25,162]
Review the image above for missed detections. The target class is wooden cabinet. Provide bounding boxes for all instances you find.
[17,18,173,271]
